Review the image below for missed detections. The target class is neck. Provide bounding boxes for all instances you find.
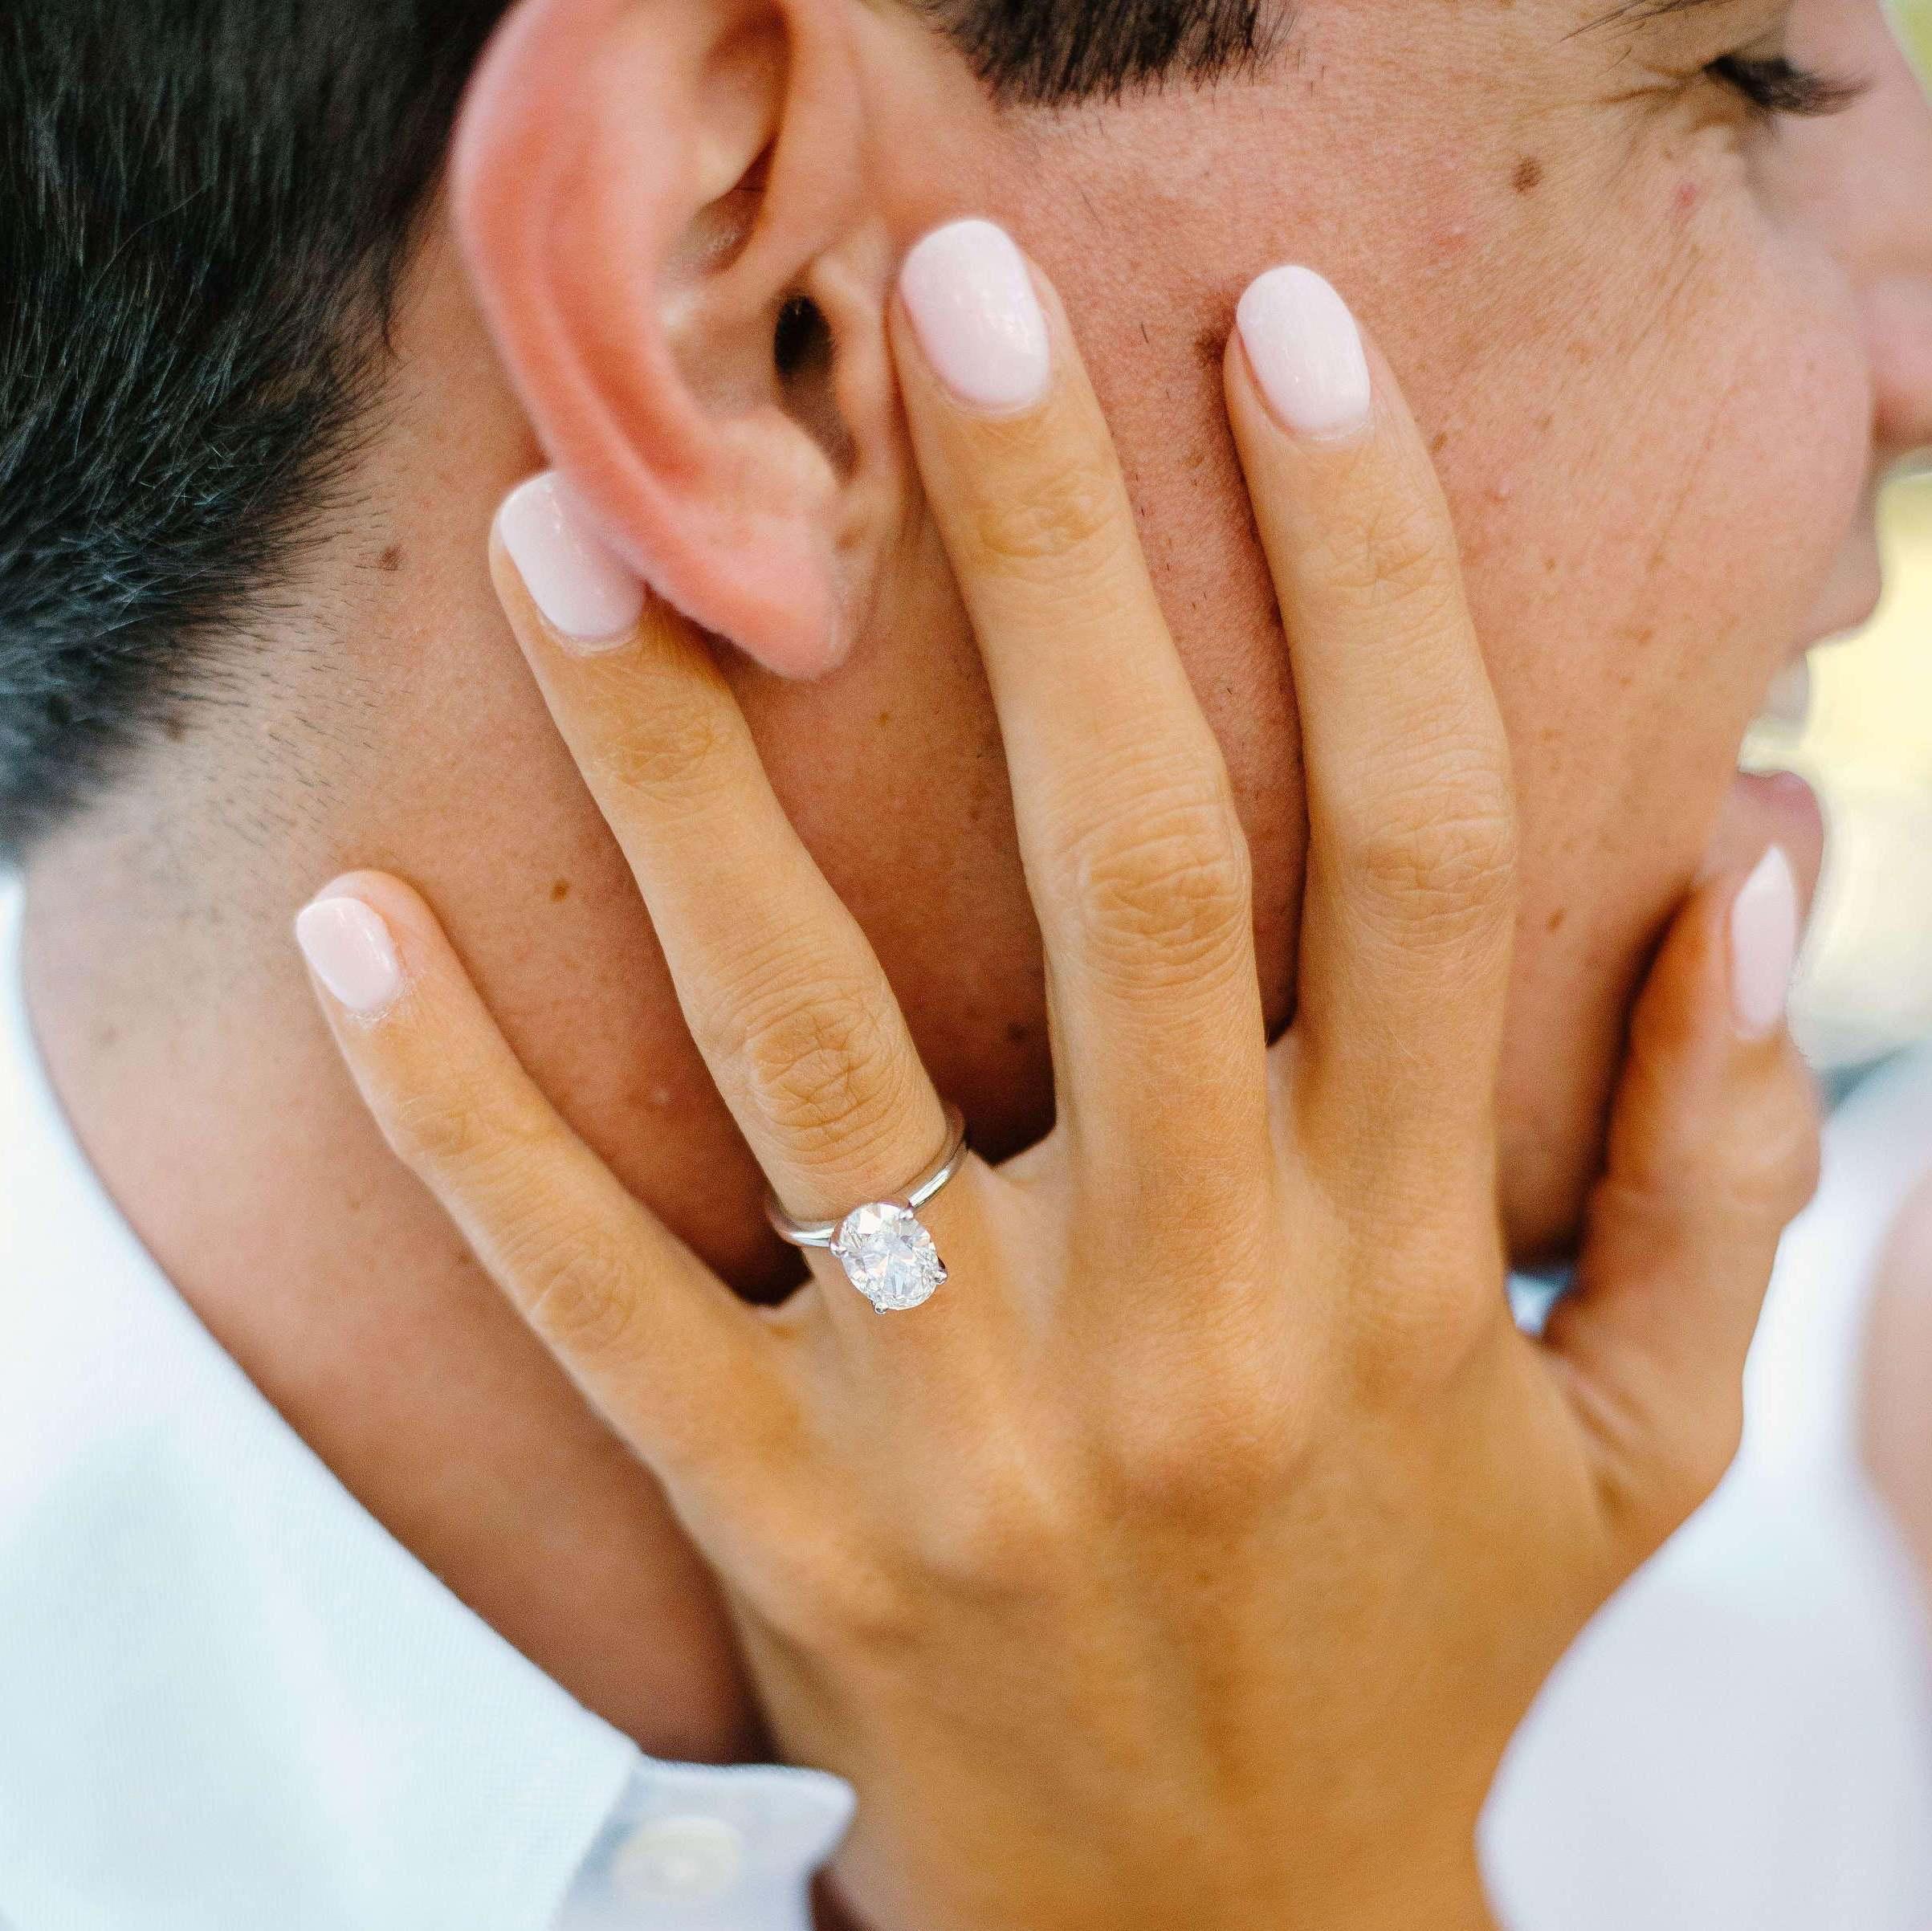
[21,792,766,1766]
[11,224,791,1762]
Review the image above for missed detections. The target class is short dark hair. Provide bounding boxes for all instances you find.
[0,0,1271,860]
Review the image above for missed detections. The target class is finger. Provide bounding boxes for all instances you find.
[1545,847,1821,1558]
[292,870,782,1477]
[491,475,952,1247]
[891,219,1271,1249]
[1224,267,1517,1204]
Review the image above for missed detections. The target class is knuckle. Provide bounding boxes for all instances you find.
[1649,1058,1823,1228]
[966,442,1123,578]
[512,1224,646,1363]
[1729,1074,1824,1222]
[384,1082,524,1176]
[1349,1272,1502,1403]
[1323,484,1458,617]
[822,1563,928,1667]
[585,685,736,817]
[713,968,915,1168]
[1094,1359,1304,1521]
[914,1446,1078,1601]
[750,1521,919,1659]
[1059,768,1254,988]
[1344,764,1519,944]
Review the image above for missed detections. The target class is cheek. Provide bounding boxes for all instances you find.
[1456,200,1867,935]
[1440,184,1869,1249]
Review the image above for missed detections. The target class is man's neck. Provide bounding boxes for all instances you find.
[20,824,767,1764]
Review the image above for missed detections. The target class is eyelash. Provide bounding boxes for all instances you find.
[1708,53,1868,120]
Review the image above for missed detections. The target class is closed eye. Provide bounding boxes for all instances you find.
[1709,52,1869,118]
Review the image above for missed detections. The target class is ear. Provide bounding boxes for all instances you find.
[451,0,902,678]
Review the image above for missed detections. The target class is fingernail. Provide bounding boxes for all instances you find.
[1236,266,1373,438]
[899,218,1051,413]
[1730,846,1800,1039]
[496,472,646,650]
[296,894,404,1017]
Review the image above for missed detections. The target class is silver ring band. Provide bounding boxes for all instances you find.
[765,1105,969,1248]
[766,1106,969,1313]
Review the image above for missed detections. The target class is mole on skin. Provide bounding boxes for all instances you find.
[1513,156,1545,195]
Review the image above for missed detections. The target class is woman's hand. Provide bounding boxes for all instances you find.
[293,227,1820,1931]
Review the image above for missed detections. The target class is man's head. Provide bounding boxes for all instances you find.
[7,0,1931,1277]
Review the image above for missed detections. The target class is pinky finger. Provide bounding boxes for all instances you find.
[293,870,781,1478]
[1545,846,1822,1555]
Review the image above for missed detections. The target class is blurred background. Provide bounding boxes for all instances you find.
[1778,0,1932,1072]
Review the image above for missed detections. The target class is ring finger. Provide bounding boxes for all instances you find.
[491,475,956,1273]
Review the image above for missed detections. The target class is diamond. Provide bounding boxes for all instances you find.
[830,1201,948,1313]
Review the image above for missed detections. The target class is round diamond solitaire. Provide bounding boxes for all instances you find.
[830,1202,948,1314]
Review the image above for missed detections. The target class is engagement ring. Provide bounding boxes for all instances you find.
[766,1106,969,1313]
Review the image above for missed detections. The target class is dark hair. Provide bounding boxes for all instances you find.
[0,1,1270,858]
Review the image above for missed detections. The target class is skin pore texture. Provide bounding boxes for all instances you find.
[19,0,1932,1764]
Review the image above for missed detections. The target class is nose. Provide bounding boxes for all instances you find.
[1868,274,1932,462]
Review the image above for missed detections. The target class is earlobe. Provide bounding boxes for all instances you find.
[451,0,888,678]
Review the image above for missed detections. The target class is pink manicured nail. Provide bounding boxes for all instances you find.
[1237,266,1373,438]
[1730,846,1800,1038]
[296,895,404,1017]
[899,219,1051,413]
[496,472,646,650]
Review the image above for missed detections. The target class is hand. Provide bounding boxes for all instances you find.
[294,232,1820,1931]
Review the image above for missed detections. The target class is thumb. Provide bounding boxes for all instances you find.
[1546,846,1822,1557]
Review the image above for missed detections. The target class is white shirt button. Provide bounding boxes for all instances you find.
[610,1814,747,1903]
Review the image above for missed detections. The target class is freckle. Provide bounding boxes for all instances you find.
[377,544,404,573]
[549,879,571,903]
[1006,1020,1033,1049]
[1513,156,1544,195]
[1193,321,1228,373]
[161,716,186,743]
[1430,430,1451,455]
[1631,625,1657,648]
[1536,411,1555,434]
[1543,555,1559,573]
[876,709,891,727]
[1547,908,1568,935]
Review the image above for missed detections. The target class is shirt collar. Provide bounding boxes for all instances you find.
[0,874,850,1930]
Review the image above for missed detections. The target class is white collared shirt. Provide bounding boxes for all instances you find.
[4,865,1931,1930]
[0,871,853,1931]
